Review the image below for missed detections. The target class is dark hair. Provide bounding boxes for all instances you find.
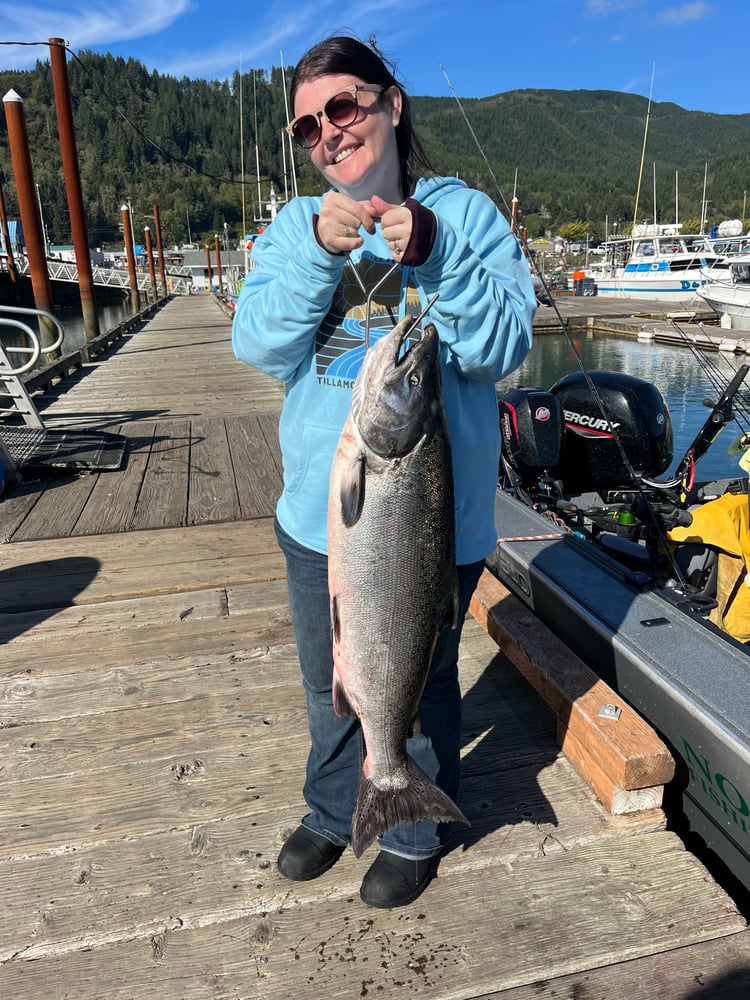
[289,35,433,198]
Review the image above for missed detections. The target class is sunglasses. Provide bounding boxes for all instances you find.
[286,84,387,150]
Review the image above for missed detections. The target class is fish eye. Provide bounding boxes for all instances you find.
[409,373,421,386]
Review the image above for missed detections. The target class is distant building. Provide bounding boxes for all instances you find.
[1,220,24,254]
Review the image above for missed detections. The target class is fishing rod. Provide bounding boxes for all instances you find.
[665,315,750,425]
[661,316,750,490]
[437,63,750,597]
[438,62,646,491]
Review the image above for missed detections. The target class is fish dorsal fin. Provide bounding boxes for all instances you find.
[339,452,366,527]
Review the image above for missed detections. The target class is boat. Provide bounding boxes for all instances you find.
[587,224,728,300]
[697,255,750,331]
[488,359,750,893]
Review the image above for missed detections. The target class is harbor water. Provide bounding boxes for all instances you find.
[54,296,139,354]
[497,332,749,483]
[19,297,749,483]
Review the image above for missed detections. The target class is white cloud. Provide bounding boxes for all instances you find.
[658,1,716,26]
[586,0,645,15]
[0,1,193,68]
[2,1,193,45]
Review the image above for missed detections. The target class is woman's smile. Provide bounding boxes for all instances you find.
[293,74,403,203]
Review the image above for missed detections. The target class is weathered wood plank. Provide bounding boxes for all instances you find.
[471,569,675,791]
[0,758,667,962]
[225,415,282,518]
[0,476,55,543]
[0,586,228,644]
[0,832,741,998]
[71,421,156,535]
[0,519,284,608]
[0,612,295,679]
[0,650,557,784]
[0,642,301,726]
[255,410,282,468]
[187,417,241,525]
[0,578,291,646]
[479,931,750,999]
[130,419,191,530]
[8,471,97,543]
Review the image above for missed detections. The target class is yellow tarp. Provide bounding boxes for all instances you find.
[669,492,750,643]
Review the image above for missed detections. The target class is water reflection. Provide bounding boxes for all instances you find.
[497,333,748,482]
[54,298,137,353]
[1,296,138,366]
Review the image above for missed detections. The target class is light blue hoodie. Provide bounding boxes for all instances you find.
[232,175,536,562]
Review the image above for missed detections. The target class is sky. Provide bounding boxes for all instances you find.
[0,0,747,116]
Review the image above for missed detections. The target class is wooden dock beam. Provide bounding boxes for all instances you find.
[470,568,675,814]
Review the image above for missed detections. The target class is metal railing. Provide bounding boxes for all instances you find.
[0,304,65,374]
[3,254,192,295]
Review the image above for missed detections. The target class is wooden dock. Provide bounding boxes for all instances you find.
[1,294,749,998]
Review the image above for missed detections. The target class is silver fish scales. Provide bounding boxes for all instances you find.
[328,314,469,858]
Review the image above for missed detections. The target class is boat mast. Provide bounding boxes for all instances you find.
[239,60,248,273]
[633,64,655,231]
[253,71,262,224]
[280,53,298,200]
[700,162,709,234]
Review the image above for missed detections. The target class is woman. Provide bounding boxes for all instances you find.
[232,35,536,908]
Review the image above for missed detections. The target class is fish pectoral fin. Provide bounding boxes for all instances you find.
[443,569,460,631]
[339,452,366,527]
[330,594,340,645]
[332,675,356,717]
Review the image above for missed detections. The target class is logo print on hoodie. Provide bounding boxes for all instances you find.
[315,256,421,386]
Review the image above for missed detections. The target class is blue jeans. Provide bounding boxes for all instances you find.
[275,517,484,860]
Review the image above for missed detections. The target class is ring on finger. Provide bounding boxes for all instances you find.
[393,239,401,254]
[344,225,352,238]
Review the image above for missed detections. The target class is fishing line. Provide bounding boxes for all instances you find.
[438,61,644,487]
[666,316,750,433]
[438,61,701,587]
[2,39,264,190]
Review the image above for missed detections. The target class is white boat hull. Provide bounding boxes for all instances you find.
[697,284,750,331]
[589,228,726,300]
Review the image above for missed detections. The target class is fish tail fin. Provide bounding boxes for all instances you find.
[350,756,469,858]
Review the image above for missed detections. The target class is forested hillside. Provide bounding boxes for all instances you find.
[1,51,748,249]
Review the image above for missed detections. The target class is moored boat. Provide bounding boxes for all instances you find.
[697,255,750,331]
[589,224,727,299]
[489,361,750,891]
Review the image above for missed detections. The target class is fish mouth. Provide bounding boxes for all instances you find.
[381,318,438,383]
[354,317,442,458]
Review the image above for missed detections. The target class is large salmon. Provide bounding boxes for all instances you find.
[328,315,469,858]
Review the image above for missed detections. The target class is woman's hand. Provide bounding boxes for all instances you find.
[370,195,413,261]
[316,192,376,254]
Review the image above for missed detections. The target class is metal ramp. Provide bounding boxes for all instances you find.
[0,305,126,480]
[0,424,126,473]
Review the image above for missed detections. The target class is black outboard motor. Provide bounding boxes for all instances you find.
[549,370,673,493]
[499,387,564,487]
